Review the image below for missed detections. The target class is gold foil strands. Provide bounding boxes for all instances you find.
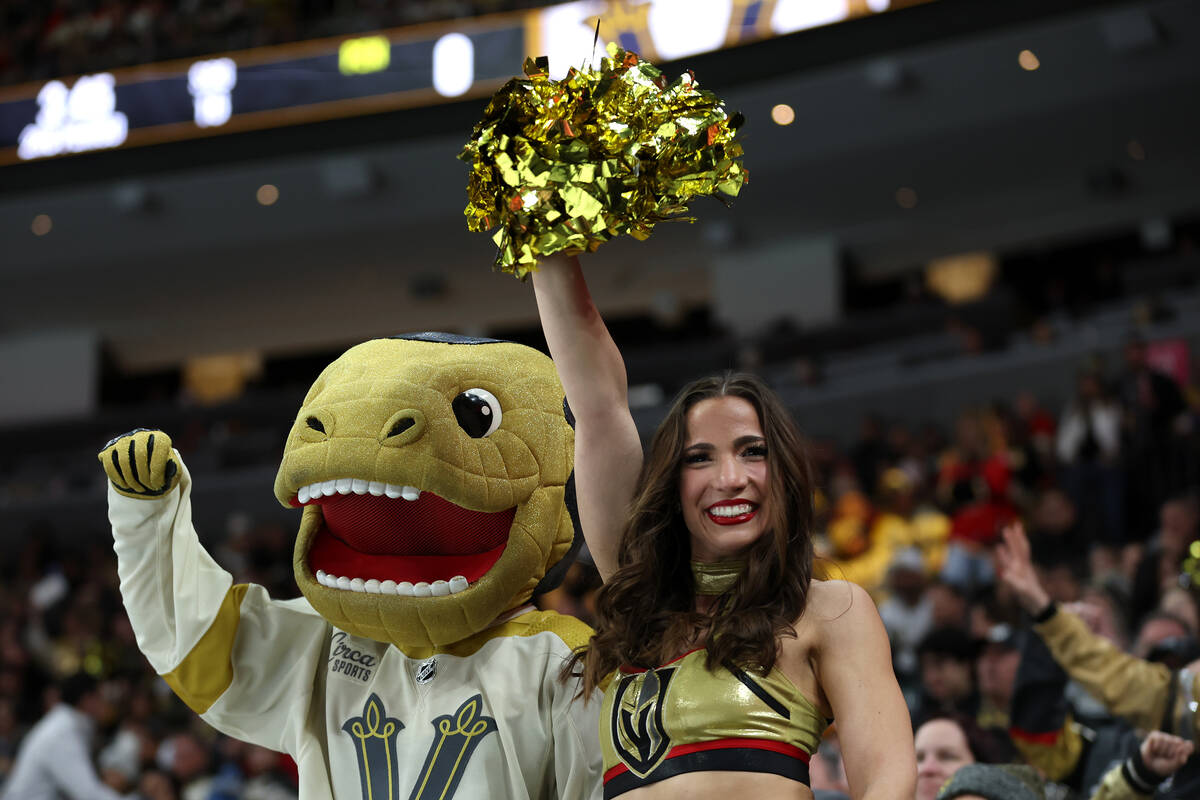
[459,42,747,278]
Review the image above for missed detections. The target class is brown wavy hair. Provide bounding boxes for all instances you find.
[568,372,815,696]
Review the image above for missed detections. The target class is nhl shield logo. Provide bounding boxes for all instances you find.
[610,667,676,777]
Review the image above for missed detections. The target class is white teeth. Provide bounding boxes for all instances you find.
[709,503,753,517]
[296,479,424,503]
[316,572,472,595]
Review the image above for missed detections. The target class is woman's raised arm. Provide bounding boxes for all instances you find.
[532,253,644,580]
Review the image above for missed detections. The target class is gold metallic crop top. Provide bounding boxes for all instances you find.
[600,649,828,798]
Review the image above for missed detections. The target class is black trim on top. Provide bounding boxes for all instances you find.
[391,332,504,345]
[729,665,790,719]
[604,747,809,799]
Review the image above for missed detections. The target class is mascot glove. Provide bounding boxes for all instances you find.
[98,428,180,499]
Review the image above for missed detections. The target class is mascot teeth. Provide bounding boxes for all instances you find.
[315,570,472,596]
[297,480,421,504]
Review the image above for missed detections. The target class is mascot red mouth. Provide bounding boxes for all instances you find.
[292,481,515,595]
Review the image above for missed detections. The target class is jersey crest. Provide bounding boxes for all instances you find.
[342,693,498,800]
[610,667,676,777]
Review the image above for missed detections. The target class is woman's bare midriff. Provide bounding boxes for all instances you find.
[613,770,815,800]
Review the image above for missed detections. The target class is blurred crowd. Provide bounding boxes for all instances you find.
[0,0,560,87]
[0,269,1197,797]
[0,514,301,799]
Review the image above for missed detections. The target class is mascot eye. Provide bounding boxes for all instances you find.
[306,416,326,434]
[453,389,502,438]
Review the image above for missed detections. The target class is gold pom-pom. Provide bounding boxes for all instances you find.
[1182,540,1200,589]
[459,43,747,278]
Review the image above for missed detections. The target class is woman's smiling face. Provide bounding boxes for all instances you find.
[679,395,770,562]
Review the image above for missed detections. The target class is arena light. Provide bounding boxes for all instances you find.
[339,35,391,76]
[648,0,732,61]
[188,58,237,127]
[1018,49,1040,71]
[257,184,279,206]
[183,352,263,406]
[31,214,52,236]
[432,33,474,97]
[771,103,795,126]
[925,252,997,304]
[895,186,918,209]
[772,0,850,35]
[17,74,128,160]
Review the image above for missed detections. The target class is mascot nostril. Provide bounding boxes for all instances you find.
[388,417,415,437]
[101,332,602,799]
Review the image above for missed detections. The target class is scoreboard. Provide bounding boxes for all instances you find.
[0,0,935,167]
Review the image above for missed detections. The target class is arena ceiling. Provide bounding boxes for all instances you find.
[2,0,1198,371]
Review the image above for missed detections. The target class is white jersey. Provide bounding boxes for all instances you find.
[107,456,602,800]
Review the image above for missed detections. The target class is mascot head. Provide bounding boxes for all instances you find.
[273,334,579,651]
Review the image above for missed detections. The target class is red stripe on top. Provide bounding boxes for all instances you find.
[603,737,810,783]
[1009,726,1062,746]
[618,649,703,674]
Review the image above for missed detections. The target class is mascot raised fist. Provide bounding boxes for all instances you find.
[100,334,601,800]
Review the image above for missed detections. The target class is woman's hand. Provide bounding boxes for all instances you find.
[994,521,1052,616]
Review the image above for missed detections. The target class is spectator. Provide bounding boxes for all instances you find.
[1130,495,1199,627]
[809,732,851,799]
[935,762,1045,800]
[879,548,934,688]
[975,623,1022,731]
[913,627,979,722]
[938,733,1195,800]
[1120,337,1189,535]
[996,521,1200,798]
[914,712,1013,800]
[1,671,125,800]
[1057,371,1125,559]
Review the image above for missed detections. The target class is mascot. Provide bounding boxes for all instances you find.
[99,334,601,800]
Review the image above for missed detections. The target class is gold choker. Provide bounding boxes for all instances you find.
[690,560,746,596]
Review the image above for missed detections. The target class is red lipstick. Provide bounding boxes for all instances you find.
[705,499,758,526]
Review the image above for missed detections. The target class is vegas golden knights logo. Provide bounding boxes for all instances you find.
[610,667,676,776]
[343,693,497,800]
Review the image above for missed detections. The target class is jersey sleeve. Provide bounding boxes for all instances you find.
[1009,625,1085,781]
[107,452,328,754]
[1034,608,1175,734]
[1088,748,1171,800]
[550,673,602,800]
[533,613,603,800]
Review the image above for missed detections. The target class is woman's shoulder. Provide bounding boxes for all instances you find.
[801,579,881,634]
